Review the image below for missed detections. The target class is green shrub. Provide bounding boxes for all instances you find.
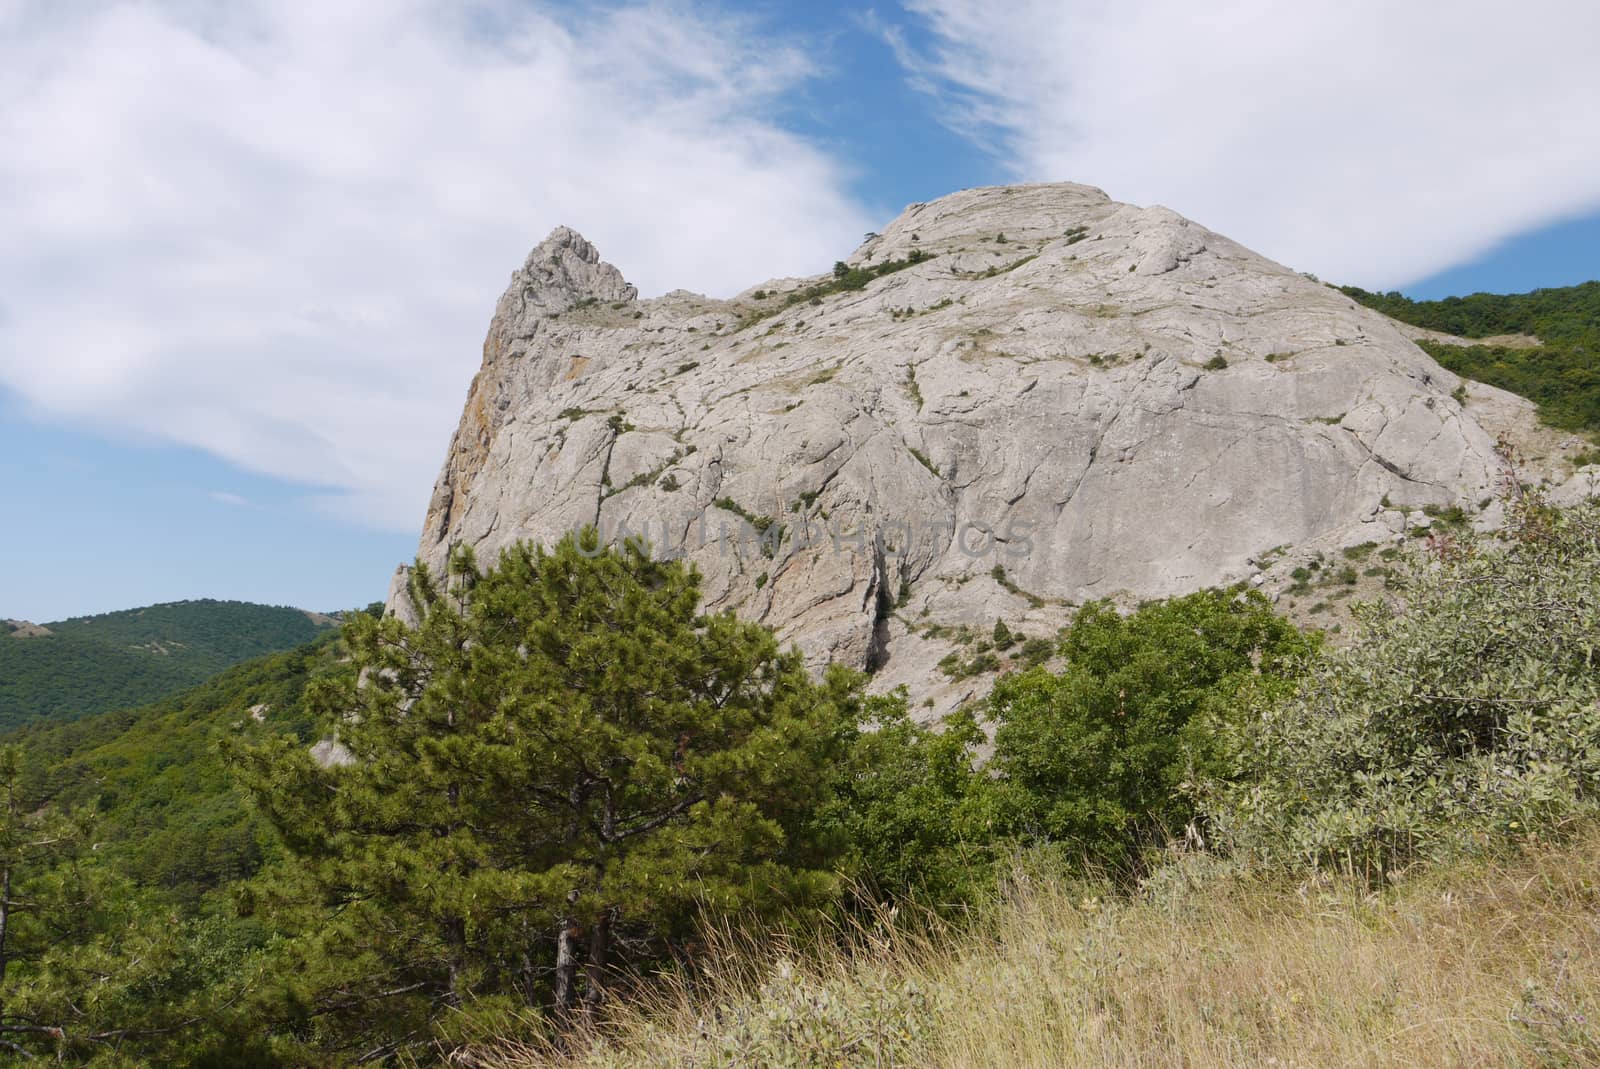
[1019,636,1055,666]
[813,699,996,904]
[1422,503,1469,531]
[1208,494,1600,877]
[713,496,776,534]
[740,249,930,324]
[987,589,1314,869]
[938,650,998,680]
[992,620,1017,649]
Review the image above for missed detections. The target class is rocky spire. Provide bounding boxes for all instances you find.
[511,226,637,316]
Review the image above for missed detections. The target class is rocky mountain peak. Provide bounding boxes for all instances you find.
[393,182,1534,716]
[514,225,637,315]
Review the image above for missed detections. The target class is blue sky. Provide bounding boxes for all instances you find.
[2,0,1597,622]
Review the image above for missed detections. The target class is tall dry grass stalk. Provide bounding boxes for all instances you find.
[483,831,1600,1069]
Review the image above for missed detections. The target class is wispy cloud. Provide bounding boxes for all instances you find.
[898,0,1600,288]
[0,1,872,531]
[207,491,255,509]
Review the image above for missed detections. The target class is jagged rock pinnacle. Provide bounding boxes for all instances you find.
[514,225,637,315]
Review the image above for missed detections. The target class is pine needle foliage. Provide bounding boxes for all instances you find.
[227,531,865,1058]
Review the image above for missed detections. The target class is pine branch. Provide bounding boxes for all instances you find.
[604,795,705,843]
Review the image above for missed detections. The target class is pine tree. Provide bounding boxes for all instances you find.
[230,532,862,1055]
[0,748,252,1064]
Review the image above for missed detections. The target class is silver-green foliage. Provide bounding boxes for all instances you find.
[1209,493,1600,875]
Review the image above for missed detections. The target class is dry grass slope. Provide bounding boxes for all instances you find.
[488,830,1600,1069]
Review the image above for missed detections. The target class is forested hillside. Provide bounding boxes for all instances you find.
[1343,280,1600,437]
[4,632,340,906]
[0,599,338,729]
[0,632,348,1063]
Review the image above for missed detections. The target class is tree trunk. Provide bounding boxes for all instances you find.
[520,918,538,1008]
[444,914,467,1007]
[582,908,612,1016]
[553,909,580,1019]
[553,919,579,1016]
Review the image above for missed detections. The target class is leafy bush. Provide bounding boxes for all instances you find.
[1208,494,1600,876]
[936,648,999,680]
[712,495,776,533]
[987,590,1313,868]
[1018,636,1055,666]
[813,699,996,905]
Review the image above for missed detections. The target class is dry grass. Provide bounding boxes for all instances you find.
[484,831,1600,1069]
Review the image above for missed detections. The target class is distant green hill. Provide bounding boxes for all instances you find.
[0,599,337,730]
[3,630,341,907]
[1342,280,1600,439]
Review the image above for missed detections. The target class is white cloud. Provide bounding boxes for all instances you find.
[0,1,871,531]
[208,491,255,509]
[900,0,1600,288]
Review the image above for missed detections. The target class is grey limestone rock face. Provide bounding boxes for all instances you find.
[392,183,1514,717]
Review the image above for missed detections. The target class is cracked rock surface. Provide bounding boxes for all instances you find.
[391,183,1516,718]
